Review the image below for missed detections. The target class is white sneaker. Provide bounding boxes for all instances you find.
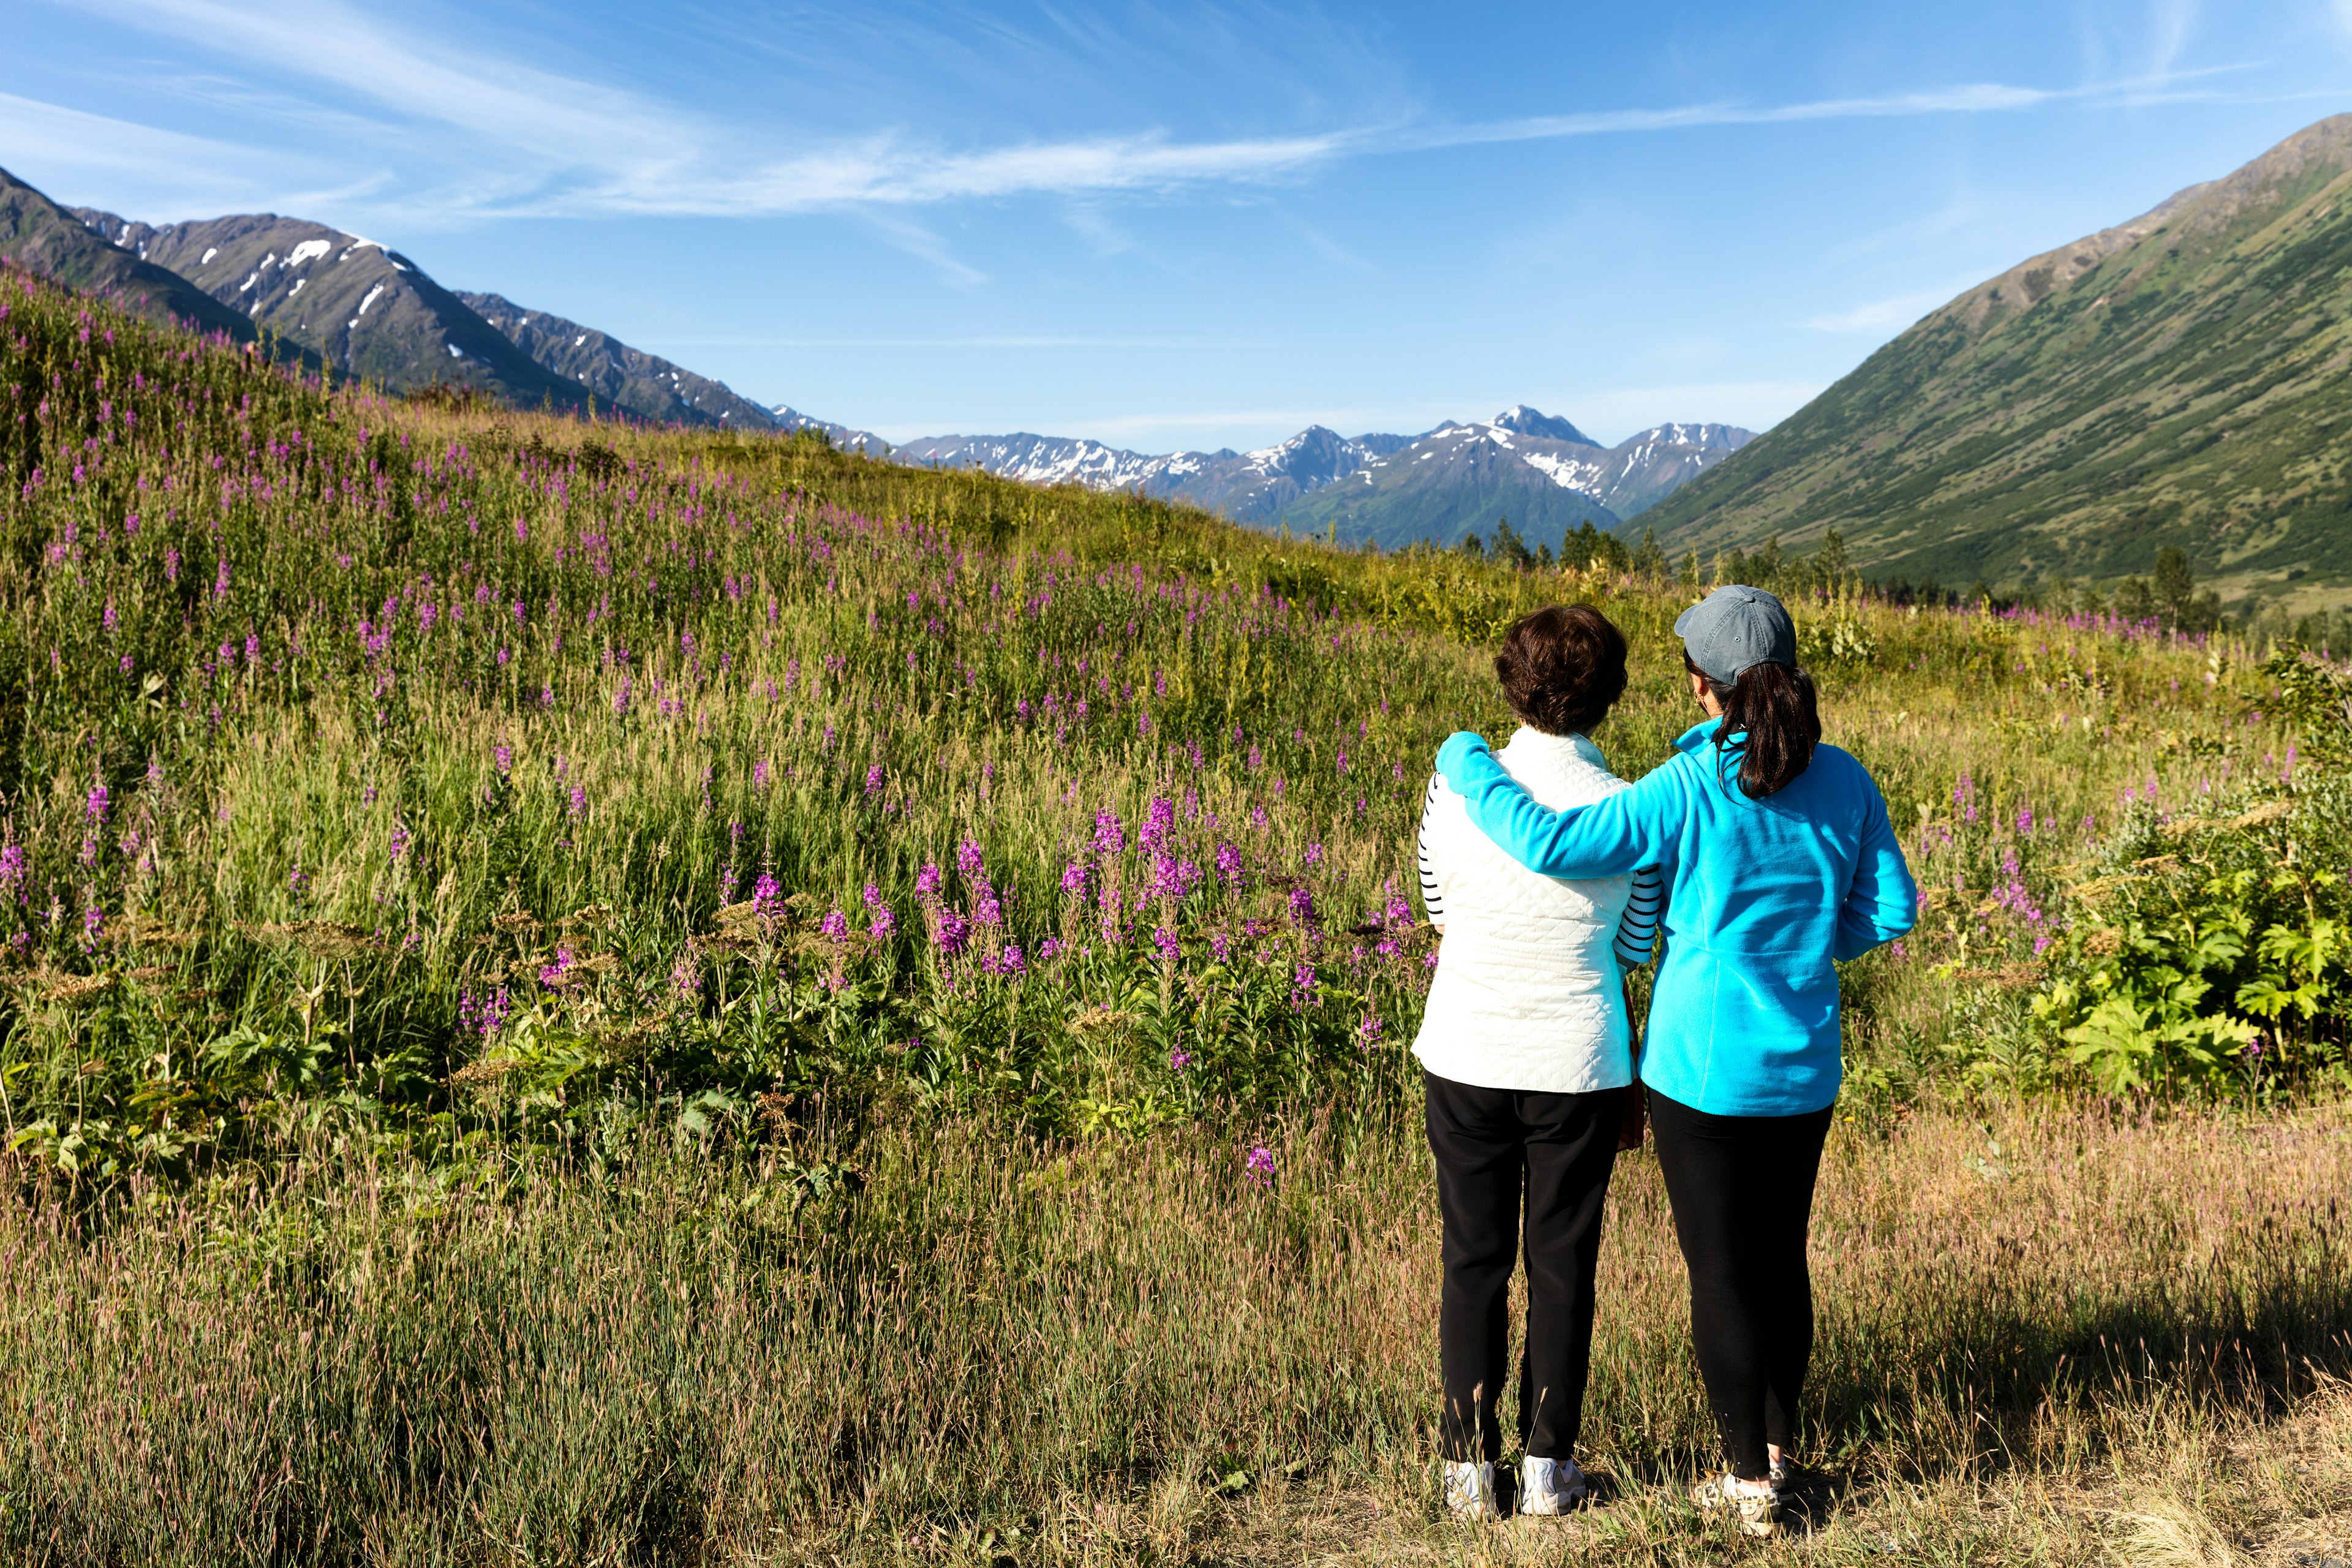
[1691,1472,1781,1537]
[1442,1460,1498,1521]
[1518,1455,1589,1516]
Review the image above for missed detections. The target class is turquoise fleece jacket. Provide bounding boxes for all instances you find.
[1436,718,1918,1117]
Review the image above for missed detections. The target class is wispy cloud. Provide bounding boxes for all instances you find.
[854,212,990,288]
[1803,287,1961,333]
[31,0,2261,226]
[0,89,322,206]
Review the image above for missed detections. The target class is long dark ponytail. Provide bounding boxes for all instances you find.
[1685,652,1821,797]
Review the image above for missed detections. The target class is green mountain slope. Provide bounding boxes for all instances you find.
[1644,114,2352,601]
[0,168,260,345]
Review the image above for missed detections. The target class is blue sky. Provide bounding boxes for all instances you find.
[9,1,2352,451]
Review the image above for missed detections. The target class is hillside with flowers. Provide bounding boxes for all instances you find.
[2,260,2351,1561]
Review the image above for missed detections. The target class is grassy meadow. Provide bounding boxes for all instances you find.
[1,263,2350,1563]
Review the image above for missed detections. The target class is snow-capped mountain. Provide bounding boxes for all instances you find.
[58,198,777,429]
[65,206,589,413]
[888,424,1416,522]
[888,409,1754,549]
[770,405,892,456]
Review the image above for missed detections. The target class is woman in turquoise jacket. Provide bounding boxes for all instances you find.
[1434,584,1916,1535]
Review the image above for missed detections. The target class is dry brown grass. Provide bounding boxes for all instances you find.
[1,1095,2346,1563]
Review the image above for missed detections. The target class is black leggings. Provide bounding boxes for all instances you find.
[1424,1070,1624,1463]
[1646,1087,1833,1480]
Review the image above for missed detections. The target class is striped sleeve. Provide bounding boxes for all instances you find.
[1417,774,1445,924]
[1613,865,1662,968]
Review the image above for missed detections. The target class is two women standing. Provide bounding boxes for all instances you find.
[1414,585,1917,1532]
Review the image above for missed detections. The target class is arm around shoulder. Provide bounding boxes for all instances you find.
[1434,731,1668,879]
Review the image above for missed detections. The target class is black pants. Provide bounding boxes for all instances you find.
[1425,1069,1624,1463]
[1646,1087,1834,1480]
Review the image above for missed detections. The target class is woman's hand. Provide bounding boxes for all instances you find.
[1616,1084,1648,1150]
[1618,977,1646,1150]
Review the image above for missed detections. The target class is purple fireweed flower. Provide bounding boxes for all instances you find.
[119,655,133,674]
[538,948,575,986]
[864,764,885,796]
[494,744,513,775]
[1060,861,1091,898]
[933,907,971,956]
[1169,1047,1193,1070]
[1209,929,1233,962]
[1092,809,1126,856]
[1153,924,1181,963]
[1151,854,1184,901]
[1358,1014,1384,1046]
[755,875,785,919]
[753,758,771,790]
[916,862,945,901]
[1139,796,1175,853]
[670,953,699,1002]
[459,984,512,1038]
[1215,842,1243,885]
[1243,1145,1276,1188]
[973,893,1004,928]
[956,838,986,878]
[1292,959,1318,999]
[1303,842,1324,867]
[389,821,411,865]
[568,785,588,820]
[1039,937,1065,962]
[869,905,897,940]
[818,907,849,939]
[85,780,108,824]
[1287,886,1316,925]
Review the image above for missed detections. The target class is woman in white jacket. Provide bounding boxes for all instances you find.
[1414,603,1658,1521]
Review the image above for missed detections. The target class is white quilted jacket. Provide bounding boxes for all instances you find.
[1411,728,1643,1093]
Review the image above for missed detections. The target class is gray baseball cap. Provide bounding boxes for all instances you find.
[1675,585,1796,685]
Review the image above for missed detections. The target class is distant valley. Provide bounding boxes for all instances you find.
[894,409,1754,550]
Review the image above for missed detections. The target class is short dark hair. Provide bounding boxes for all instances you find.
[1496,605,1629,736]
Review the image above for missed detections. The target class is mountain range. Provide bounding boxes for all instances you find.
[1645,113,2352,603]
[0,161,1746,548]
[894,407,1754,548]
